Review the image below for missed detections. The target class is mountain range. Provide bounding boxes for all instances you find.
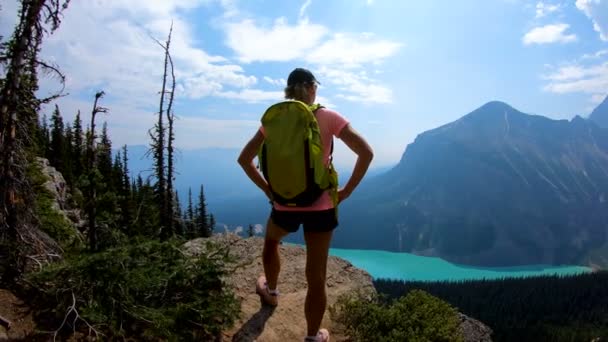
[337,97,608,267]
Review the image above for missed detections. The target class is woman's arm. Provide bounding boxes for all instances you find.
[237,130,272,200]
[337,124,374,203]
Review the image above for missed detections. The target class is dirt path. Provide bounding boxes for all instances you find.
[0,289,35,341]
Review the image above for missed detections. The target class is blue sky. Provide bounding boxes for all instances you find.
[1,0,607,169]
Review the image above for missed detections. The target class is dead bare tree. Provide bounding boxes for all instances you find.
[0,0,71,280]
[86,91,108,251]
[165,28,177,237]
[148,24,176,240]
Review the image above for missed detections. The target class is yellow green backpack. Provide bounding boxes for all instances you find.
[258,100,338,207]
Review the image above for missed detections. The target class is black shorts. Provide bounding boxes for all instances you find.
[270,208,338,233]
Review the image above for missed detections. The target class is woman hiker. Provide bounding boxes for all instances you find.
[238,67,373,342]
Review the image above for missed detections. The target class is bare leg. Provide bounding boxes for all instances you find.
[303,230,333,337]
[263,216,290,291]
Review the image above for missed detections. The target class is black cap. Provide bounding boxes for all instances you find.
[287,68,320,86]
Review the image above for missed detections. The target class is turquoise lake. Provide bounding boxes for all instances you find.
[327,247,592,282]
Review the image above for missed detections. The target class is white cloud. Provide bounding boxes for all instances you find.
[523,23,577,44]
[224,18,328,63]
[308,33,402,67]
[219,0,240,18]
[254,223,264,234]
[216,89,284,103]
[318,67,393,104]
[1,0,281,150]
[535,2,561,18]
[35,0,262,110]
[263,76,286,87]
[576,0,608,41]
[582,49,608,59]
[222,17,400,104]
[543,61,608,97]
[93,0,208,17]
[3,0,401,150]
[299,0,312,19]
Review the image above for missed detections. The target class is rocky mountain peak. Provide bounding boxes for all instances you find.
[589,95,608,128]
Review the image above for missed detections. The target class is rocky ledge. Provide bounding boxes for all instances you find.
[184,234,493,342]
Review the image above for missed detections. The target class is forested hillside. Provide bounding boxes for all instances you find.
[375,272,608,341]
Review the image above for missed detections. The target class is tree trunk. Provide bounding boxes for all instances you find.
[0,0,44,242]
[87,91,107,251]
[165,25,176,238]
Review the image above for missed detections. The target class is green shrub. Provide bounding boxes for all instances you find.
[27,238,239,341]
[331,289,463,342]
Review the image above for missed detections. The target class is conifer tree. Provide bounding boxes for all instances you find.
[209,214,216,235]
[49,104,65,171]
[37,113,49,155]
[195,184,210,238]
[97,122,113,185]
[119,145,132,232]
[63,125,74,186]
[173,190,183,236]
[187,187,195,239]
[72,110,84,178]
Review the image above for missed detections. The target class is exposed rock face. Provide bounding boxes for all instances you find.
[184,234,493,341]
[458,313,493,342]
[36,157,86,231]
[36,157,68,211]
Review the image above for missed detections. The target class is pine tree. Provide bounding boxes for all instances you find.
[187,187,195,238]
[72,110,84,179]
[63,125,74,186]
[173,190,183,237]
[248,224,254,237]
[37,113,49,155]
[49,104,65,172]
[119,145,132,232]
[208,214,216,236]
[97,122,113,185]
[195,184,209,238]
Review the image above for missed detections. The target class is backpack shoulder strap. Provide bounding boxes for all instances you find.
[309,104,334,157]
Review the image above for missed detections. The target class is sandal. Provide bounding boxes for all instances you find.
[304,329,330,342]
